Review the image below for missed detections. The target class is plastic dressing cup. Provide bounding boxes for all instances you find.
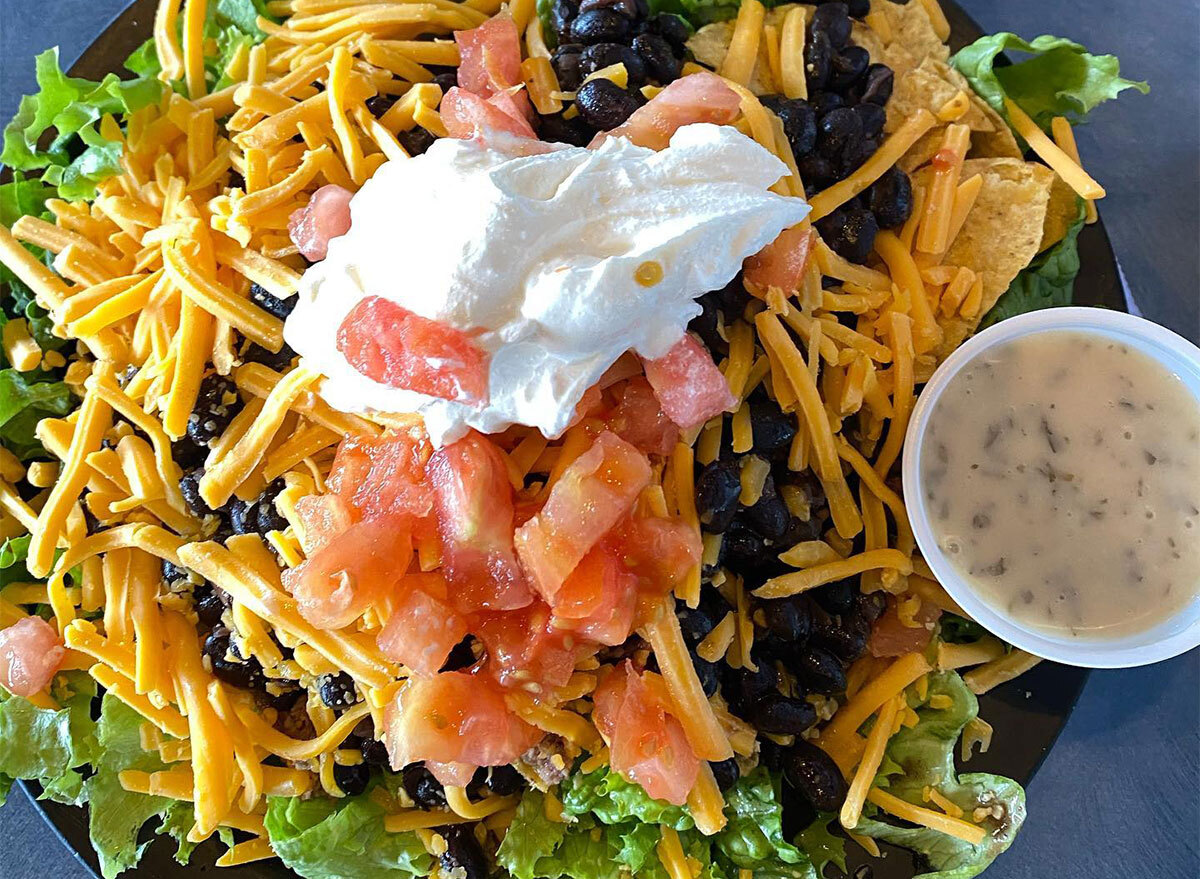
[902,308,1200,668]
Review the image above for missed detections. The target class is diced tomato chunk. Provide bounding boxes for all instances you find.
[475,602,583,689]
[868,595,942,658]
[288,184,353,261]
[643,334,736,430]
[514,431,651,599]
[441,87,537,141]
[292,493,356,555]
[427,431,532,612]
[0,617,65,698]
[610,515,702,597]
[454,14,523,99]
[377,573,470,677]
[606,377,680,456]
[328,430,434,525]
[593,662,699,805]
[554,544,640,646]
[336,296,490,405]
[743,225,815,295]
[283,515,413,629]
[592,71,741,150]
[383,671,541,782]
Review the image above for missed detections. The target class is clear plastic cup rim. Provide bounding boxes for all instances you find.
[902,307,1200,669]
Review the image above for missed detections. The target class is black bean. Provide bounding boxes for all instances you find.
[171,437,207,470]
[713,272,751,318]
[694,655,721,697]
[810,3,851,49]
[397,126,437,156]
[226,170,245,192]
[243,341,297,373]
[809,90,845,118]
[181,469,214,518]
[839,136,878,177]
[853,101,886,139]
[710,758,740,791]
[229,498,259,535]
[333,761,371,797]
[162,559,192,590]
[632,33,681,84]
[830,46,870,89]
[747,476,791,541]
[783,739,848,812]
[812,579,857,616]
[720,521,780,577]
[570,9,631,44]
[439,635,479,672]
[361,737,390,766]
[859,63,894,106]
[855,590,888,623]
[760,595,812,643]
[486,765,526,796]
[804,30,833,91]
[249,283,297,320]
[797,154,837,192]
[575,78,645,130]
[749,692,819,735]
[403,764,448,808]
[759,737,787,771]
[868,166,913,229]
[696,459,742,532]
[688,293,725,353]
[580,43,647,87]
[551,0,579,43]
[319,672,358,710]
[194,585,227,628]
[538,111,596,146]
[579,0,645,19]
[551,45,584,90]
[844,0,870,17]
[432,71,459,94]
[646,12,690,51]
[791,645,847,694]
[810,614,868,661]
[205,630,265,690]
[366,94,398,117]
[750,405,796,453]
[722,660,778,714]
[760,96,817,158]
[678,606,716,643]
[439,825,489,879]
[819,207,878,264]
[816,107,863,159]
[256,496,288,534]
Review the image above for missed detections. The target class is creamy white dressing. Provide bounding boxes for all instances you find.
[284,123,810,446]
[921,330,1200,640]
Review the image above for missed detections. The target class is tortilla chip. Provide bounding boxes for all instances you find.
[865,0,949,78]
[686,21,777,95]
[966,96,1022,158]
[936,158,1055,357]
[886,58,995,136]
[898,127,945,172]
[851,20,888,63]
[1040,172,1080,252]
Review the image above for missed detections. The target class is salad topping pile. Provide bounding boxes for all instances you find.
[0,1,1145,878]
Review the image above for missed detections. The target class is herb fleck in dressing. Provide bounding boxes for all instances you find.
[921,330,1200,640]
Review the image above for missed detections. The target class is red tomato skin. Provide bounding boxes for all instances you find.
[328,430,434,526]
[643,334,737,430]
[593,662,699,805]
[383,671,541,779]
[293,493,356,555]
[513,431,652,600]
[427,431,532,612]
[454,14,523,98]
[474,601,582,689]
[743,225,815,294]
[377,574,471,677]
[441,87,537,141]
[336,296,490,404]
[591,71,741,150]
[0,617,65,697]
[288,184,353,261]
[868,596,942,657]
[612,515,702,596]
[283,515,413,630]
[550,542,639,646]
[606,377,680,456]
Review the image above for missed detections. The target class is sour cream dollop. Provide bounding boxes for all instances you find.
[285,123,810,445]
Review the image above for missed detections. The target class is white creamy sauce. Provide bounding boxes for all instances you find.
[921,330,1200,640]
[284,123,810,445]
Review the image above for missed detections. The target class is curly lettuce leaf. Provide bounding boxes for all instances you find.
[560,764,695,830]
[795,813,847,879]
[0,671,99,808]
[951,34,1147,131]
[263,787,433,879]
[853,672,1026,879]
[980,199,1086,329]
[714,768,810,874]
[0,369,74,459]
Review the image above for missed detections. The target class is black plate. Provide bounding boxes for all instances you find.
[22,1,1119,875]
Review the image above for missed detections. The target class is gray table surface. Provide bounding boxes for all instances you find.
[1,1,1198,877]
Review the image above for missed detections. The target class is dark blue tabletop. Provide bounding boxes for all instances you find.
[1,1,1197,878]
